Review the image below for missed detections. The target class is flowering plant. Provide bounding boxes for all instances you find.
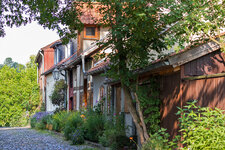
[32,111,53,122]
[71,128,85,145]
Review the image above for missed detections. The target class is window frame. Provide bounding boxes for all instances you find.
[84,25,98,39]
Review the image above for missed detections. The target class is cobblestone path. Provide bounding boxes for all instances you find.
[0,127,93,150]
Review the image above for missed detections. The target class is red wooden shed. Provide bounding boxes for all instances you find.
[140,40,225,139]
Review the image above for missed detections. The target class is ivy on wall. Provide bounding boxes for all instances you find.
[137,77,161,134]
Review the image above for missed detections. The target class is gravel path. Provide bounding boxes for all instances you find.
[0,127,94,150]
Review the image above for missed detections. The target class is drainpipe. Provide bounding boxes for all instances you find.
[36,65,39,84]
[40,50,45,106]
[64,70,68,110]
[81,54,86,74]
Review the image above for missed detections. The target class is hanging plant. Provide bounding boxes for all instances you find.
[50,79,67,109]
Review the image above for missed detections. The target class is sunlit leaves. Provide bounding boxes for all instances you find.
[0,57,39,127]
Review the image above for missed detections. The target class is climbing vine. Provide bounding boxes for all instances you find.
[137,77,161,134]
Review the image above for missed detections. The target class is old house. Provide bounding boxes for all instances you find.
[36,3,110,112]
[61,35,109,111]
[53,3,110,111]
[35,40,60,107]
[36,39,77,111]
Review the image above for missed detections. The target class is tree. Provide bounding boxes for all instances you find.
[0,56,39,126]
[0,0,82,41]
[0,57,25,70]
[1,0,225,144]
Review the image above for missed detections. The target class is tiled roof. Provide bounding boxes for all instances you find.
[87,37,222,77]
[35,40,61,64]
[41,40,61,51]
[64,35,109,68]
[75,2,103,24]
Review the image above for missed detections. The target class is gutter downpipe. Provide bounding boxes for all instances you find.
[64,69,68,111]
[40,50,45,106]
[81,54,86,74]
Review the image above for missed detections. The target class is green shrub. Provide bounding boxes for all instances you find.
[71,128,85,145]
[142,128,176,150]
[83,110,105,142]
[177,100,225,150]
[63,112,83,140]
[41,114,52,125]
[52,111,70,132]
[30,117,37,128]
[99,116,132,149]
[40,102,46,111]
[30,111,52,129]
[35,121,46,130]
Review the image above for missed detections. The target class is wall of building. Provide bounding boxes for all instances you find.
[45,73,65,112]
[160,50,225,139]
[37,56,44,103]
[45,73,57,112]
[92,74,107,107]
[83,27,109,52]
[74,65,83,110]
[160,71,181,139]
[43,48,54,72]
[100,27,110,38]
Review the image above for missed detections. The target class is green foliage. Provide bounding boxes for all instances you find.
[0,57,25,70]
[30,111,53,129]
[52,111,70,132]
[63,112,83,140]
[35,121,46,130]
[137,78,161,134]
[83,110,105,142]
[41,114,53,125]
[0,57,39,127]
[50,79,67,108]
[93,97,105,115]
[31,110,134,148]
[30,117,37,128]
[177,100,225,150]
[40,102,46,111]
[99,116,132,149]
[142,128,177,150]
[71,128,85,145]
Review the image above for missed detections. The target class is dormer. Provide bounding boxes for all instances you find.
[54,44,65,65]
[67,38,78,57]
[74,2,109,56]
[51,39,78,65]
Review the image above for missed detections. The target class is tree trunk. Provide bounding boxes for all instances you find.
[122,84,146,144]
[134,92,149,140]
[113,1,148,145]
[135,77,149,141]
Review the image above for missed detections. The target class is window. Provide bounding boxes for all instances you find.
[84,26,98,39]
[58,45,65,62]
[54,45,65,64]
[70,39,77,55]
[86,27,96,36]
[99,86,105,112]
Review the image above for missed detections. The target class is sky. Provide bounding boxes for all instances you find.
[0,22,60,65]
